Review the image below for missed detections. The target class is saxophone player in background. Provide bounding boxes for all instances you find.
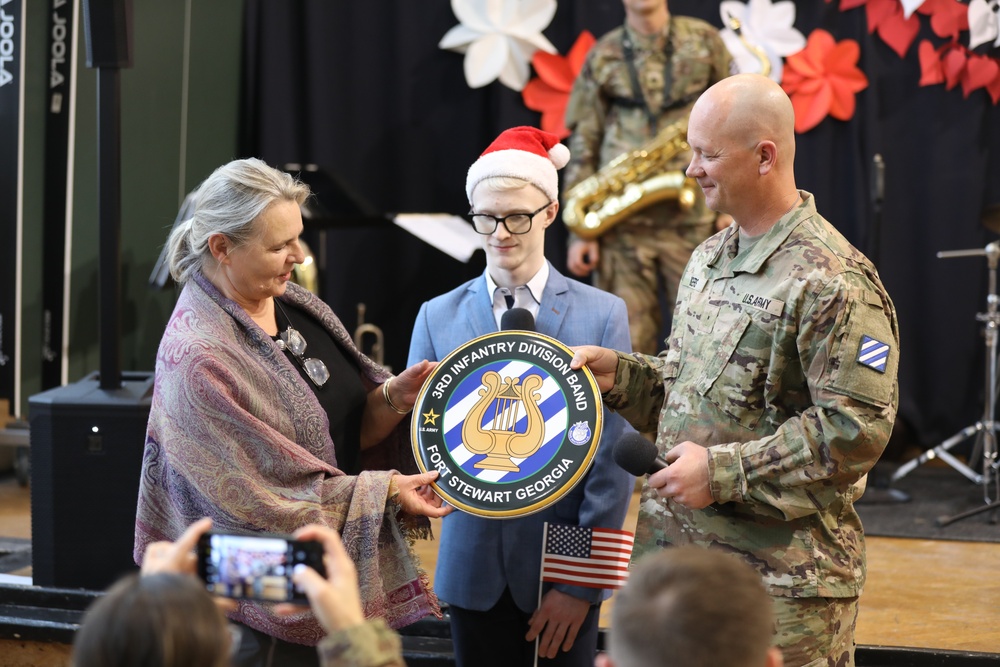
[563,0,733,356]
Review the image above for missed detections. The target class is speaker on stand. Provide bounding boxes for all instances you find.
[28,0,148,590]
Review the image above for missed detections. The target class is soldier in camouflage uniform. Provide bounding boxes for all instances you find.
[563,0,732,356]
[571,75,899,667]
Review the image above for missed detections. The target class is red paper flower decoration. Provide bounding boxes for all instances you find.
[942,45,970,90]
[918,40,946,86]
[989,70,1000,106]
[782,29,869,133]
[827,0,867,9]
[829,0,1000,106]
[918,39,1000,102]
[916,0,969,41]
[963,53,1000,100]
[829,0,921,57]
[836,0,971,58]
[522,31,596,139]
[866,0,922,58]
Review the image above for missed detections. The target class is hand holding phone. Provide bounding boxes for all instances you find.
[272,524,367,632]
[196,531,326,603]
[142,517,213,576]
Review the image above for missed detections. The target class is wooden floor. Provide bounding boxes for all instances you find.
[414,483,1000,655]
[2,474,999,655]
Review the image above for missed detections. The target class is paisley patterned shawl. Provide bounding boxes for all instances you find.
[134,272,437,645]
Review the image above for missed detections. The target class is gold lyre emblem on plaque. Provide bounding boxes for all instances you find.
[462,371,545,471]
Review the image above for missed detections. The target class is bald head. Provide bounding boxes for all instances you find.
[695,73,795,165]
[685,74,798,228]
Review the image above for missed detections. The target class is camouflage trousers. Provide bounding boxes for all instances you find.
[772,595,859,667]
[595,219,714,356]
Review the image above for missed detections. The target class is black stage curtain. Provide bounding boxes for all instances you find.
[240,0,1000,454]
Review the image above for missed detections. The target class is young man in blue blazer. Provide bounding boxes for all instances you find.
[407,126,635,667]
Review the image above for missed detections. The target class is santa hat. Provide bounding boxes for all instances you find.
[466,126,571,204]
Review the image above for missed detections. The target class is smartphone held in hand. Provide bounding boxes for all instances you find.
[196,532,326,603]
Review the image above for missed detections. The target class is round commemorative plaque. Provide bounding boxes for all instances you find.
[411,330,603,518]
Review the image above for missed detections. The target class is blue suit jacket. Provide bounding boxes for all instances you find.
[407,264,635,612]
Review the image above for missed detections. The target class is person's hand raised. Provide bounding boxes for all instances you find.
[140,516,212,576]
[139,517,237,612]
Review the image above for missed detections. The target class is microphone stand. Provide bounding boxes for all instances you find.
[891,242,1000,525]
[870,154,884,268]
[857,154,910,504]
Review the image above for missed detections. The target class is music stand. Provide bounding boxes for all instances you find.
[890,242,1000,526]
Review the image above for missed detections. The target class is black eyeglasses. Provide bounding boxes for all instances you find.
[276,326,330,387]
[469,202,551,235]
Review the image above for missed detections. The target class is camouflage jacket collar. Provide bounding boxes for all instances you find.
[623,17,671,54]
[706,190,816,275]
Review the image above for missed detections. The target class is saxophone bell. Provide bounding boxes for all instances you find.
[564,119,700,241]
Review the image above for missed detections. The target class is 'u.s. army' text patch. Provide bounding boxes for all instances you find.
[857,335,890,373]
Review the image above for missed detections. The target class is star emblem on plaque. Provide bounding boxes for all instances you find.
[412,331,602,518]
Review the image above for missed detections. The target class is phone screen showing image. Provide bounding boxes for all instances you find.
[196,532,325,603]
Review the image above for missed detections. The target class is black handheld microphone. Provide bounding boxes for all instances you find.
[612,432,668,476]
[501,307,535,332]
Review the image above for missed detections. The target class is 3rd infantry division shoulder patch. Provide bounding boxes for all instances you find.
[857,335,890,373]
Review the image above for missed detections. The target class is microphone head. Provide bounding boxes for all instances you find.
[612,432,660,476]
[501,307,535,332]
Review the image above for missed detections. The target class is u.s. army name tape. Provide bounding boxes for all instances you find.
[411,330,602,518]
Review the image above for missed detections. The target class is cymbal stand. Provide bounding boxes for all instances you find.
[891,242,1000,526]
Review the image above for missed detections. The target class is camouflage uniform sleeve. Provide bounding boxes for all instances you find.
[316,619,405,667]
[708,274,899,520]
[706,24,734,83]
[602,351,669,433]
[562,54,607,193]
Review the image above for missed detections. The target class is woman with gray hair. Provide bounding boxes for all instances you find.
[134,157,447,667]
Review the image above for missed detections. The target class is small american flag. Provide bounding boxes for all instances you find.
[540,523,634,590]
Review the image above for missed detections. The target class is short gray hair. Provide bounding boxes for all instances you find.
[165,158,310,284]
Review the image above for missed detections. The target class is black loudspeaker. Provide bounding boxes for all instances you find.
[29,372,153,590]
[81,0,133,69]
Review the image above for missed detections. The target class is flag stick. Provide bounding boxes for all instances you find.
[534,521,549,667]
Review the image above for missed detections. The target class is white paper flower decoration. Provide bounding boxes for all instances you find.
[439,0,558,91]
[719,0,806,82]
[968,0,1000,50]
[900,0,928,19]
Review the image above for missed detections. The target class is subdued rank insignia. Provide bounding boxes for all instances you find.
[411,331,602,518]
[857,335,890,373]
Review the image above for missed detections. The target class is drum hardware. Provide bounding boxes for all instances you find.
[980,203,1000,236]
[891,242,1000,526]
